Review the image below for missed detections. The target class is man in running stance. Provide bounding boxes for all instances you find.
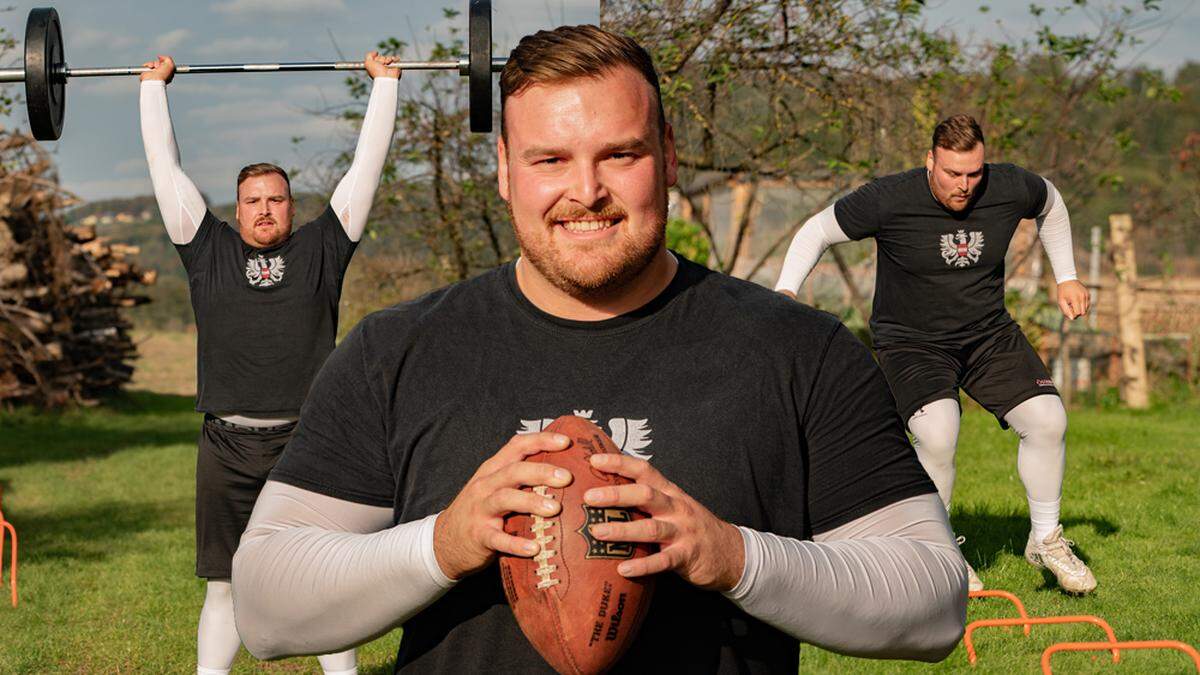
[775,114,1095,595]
[140,51,400,673]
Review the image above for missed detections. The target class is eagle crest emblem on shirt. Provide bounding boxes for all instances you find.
[940,229,984,268]
[245,254,286,288]
[517,411,654,461]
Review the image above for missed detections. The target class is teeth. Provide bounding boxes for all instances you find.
[560,219,616,233]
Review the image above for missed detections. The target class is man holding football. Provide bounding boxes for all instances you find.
[774,114,1095,595]
[231,26,968,671]
[140,50,401,674]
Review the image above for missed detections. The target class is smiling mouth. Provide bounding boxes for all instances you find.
[556,216,623,233]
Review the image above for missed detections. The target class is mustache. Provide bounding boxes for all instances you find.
[545,205,627,223]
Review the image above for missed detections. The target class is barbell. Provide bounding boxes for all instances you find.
[0,1,503,140]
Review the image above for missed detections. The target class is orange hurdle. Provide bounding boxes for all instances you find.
[1041,640,1200,673]
[965,615,1119,666]
[969,590,1031,635]
[0,488,16,607]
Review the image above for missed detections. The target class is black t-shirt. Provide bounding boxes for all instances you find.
[834,164,1048,346]
[175,206,356,416]
[272,257,935,673]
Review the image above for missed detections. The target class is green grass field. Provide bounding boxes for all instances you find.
[0,372,1196,671]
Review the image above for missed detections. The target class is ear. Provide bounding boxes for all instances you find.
[663,122,679,188]
[497,135,511,202]
[925,149,935,174]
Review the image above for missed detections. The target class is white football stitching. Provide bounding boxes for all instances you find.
[531,485,560,590]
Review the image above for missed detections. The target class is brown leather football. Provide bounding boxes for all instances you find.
[500,415,656,675]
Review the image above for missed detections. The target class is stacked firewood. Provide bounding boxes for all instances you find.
[0,132,155,407]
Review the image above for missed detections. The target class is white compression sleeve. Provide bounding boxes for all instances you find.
[329,77,399,242]
[724,493,967,662]
[1036,179,1077,283]
[231,481,454,659]
[774,205,851,295]
[140,80,206,245]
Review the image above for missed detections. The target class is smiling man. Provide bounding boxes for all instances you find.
[139,51,402,675]
[231,25,967,672]
[774,114,1096,596]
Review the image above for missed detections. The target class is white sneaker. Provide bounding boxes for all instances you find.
[956,535,984,592]
[1025,525,1097,595]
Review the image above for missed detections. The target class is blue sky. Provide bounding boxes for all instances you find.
[0,0,1193,202]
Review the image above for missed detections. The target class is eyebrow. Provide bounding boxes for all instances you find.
[519,137,652,162]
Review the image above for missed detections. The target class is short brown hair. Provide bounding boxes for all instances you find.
[931,114,985,153]
[499,24,665,139]
[236,163,291,198]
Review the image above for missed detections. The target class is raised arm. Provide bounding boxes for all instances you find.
[329,52,401,242]
[724,493,967,661]
[139,56,207,245]
[231,481,454,658]
[774,205,851,298]
[1037,178,1090,319]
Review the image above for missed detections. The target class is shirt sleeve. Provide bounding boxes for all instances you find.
[270,319,394,507]
[1018,166,1050,219]
[832,179,886,240]
[298,205,359,282]
[797,324,937,534]
[172,210,223,277]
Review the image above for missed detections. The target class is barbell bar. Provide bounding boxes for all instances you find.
[2,1,502,141]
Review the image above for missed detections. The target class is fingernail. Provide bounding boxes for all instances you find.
[524,541,539,554]
[543,499,557,511]
[617,562,631,575]
[553,434,570,446]
[553,468,570,482]
[584,488,601,502]
[591,523,610,537]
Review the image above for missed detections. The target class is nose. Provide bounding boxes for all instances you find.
[959,175,970,193]
[568,161,608,208]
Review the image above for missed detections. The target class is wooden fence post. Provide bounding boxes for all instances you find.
[1109,214,1149,409]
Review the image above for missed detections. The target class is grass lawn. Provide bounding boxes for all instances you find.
[0,362,1196,671]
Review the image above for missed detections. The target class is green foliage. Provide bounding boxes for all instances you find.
[665,218,710,266]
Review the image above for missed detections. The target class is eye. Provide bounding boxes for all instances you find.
[538,157,563,165]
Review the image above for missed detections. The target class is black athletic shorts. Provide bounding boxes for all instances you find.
[195,415,296,579]
[875,321,1059,430]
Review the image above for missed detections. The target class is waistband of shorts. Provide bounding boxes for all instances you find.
[203,413,297,434]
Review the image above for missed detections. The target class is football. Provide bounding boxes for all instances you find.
[500,415,656,675]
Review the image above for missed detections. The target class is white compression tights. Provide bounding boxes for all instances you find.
[198,579,358,675]
[907,395,1066,541]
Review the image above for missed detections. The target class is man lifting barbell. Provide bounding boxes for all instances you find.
[139,51,401,675]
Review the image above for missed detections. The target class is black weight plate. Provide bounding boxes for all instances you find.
[25,7,66,141]
[468,0,492,133]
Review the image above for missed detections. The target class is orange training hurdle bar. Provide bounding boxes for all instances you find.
[968,590,1031,635]
[1041,640,1200,673]
[0,491,16,607]
[964,615,1119,666]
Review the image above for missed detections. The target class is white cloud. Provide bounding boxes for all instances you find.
[211,0,347,17]
[151,29,193,53]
